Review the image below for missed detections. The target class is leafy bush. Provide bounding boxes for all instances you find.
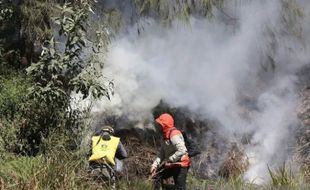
[0,69,29,120]
[20,0,110,155]
[0,67,30,158]
[0,119,19,159]
[0,0,14,22]
[19,0,54,42]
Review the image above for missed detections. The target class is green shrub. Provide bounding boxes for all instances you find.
[0,68,30,158]
[0,69,29,120]
[0,118,20,159]
[21,0,109,155]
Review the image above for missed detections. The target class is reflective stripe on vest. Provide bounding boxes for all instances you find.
[88,136,120,165]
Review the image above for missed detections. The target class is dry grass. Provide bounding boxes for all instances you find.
[218,143,249,179]
[297,87,310,181]
[122,136,157,179]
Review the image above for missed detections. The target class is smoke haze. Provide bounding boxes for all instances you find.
[90,0,310,183]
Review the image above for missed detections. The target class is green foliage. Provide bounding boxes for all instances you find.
[0,156,44,187]
[0,67,31,158]
[135,0,224,24]
[21,0,109,155]
[0,1,309,189]
[0,70,29,119]
[27,0,108,106]
[0,0,13,22]
[0,119,19,160]
[0,151,90,190]
[0,0,18,48]
[0,149,129,190]
[20,0,55,42]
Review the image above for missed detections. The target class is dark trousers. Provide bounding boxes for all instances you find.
[158,167,188,190]
[89,162,116,189]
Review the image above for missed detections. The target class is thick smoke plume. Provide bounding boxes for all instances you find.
[91,0,310,183]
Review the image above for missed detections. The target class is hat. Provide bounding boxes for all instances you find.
[101,125,114,134]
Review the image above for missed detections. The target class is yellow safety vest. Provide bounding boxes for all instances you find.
[88,135,120,165]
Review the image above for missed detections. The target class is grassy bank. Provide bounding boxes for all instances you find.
[0,151,309,190]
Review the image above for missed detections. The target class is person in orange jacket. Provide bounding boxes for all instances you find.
[150,113,190,190]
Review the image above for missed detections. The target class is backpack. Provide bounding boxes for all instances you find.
[170,129,201,158]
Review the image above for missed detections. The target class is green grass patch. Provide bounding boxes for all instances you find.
[0,155,309,190]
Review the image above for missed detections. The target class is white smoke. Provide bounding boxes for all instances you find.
[91,0,310,183]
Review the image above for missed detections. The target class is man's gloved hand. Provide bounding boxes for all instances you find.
[150,166,157,177]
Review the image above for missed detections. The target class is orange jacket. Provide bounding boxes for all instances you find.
[155,113,190,168]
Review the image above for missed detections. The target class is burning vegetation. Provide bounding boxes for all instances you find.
[91,85,310,183]
[92,101,252,181]
[1,0,310,189]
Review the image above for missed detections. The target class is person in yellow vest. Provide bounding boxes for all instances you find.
[88,125,127,189]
